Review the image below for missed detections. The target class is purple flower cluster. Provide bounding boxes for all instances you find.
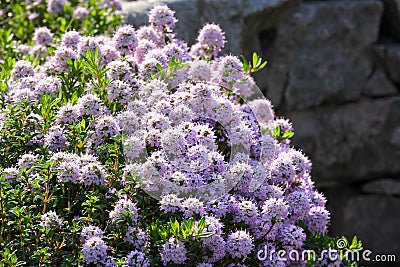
[50,152,108,185]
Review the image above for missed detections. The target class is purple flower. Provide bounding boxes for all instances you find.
[11,60,35,80]
[35,76,61,96]
[55,103,79,124]
[160,238,187,265]
[2,167,19,183]
[109,197,139,224]
[17,153,38,169]
[46,0,66,15]
[62,30,81,49]
[33,27,53,45]
[82,236,108,264]
[81,225,105,242]
[261,197,289,221]
[44,125,69,152]
[278,224,306,249]
[73,6,90,20]
[305,206,330,234]
[113,25,138,56]
[148,5,177,32]
[76,93,105,117]
[125,250,150,267]
[182,197,205,218]
[78,36,101,56]
[226,230,253,259]
[192,23,225,58]
[80,162,107,186]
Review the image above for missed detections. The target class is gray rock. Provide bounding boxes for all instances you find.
[258,1,384,109]
[121,0,300,54]
[361,68,398,97]
[286,96,400,186]
[381,0,400,40]
[324,186,400,261]
[362,178,400,195]
[375,43,400,85]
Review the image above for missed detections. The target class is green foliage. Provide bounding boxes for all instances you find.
[241,52,268,74]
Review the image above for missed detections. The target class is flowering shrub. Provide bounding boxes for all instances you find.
[0,3,362,267]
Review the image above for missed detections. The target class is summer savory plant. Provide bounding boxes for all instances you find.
[0,3,362,267]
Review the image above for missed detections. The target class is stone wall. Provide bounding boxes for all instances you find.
[122,0,400,263]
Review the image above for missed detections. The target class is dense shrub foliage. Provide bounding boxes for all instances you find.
[0,2,362,267]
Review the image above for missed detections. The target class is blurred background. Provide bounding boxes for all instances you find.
[122,0,400,265]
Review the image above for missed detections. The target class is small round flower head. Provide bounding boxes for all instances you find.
[80,162,107,186]
[135,39,156,63]
[286,149,311,176]
[17,153,38,169]
[125,250,150,267]
[73,6,90,20]
[95,115,120,139]
[269,152,296,184]
[193,23,225,58]
[40,211,64,230]
[44,125,69,152]
[82,236,108,264]
[33,27,53,45]
[78,36,101,56]
[35,76,61,96]
[188,60,212,82]
[182,197,205,218]
[261,197,289,221]
[55,103,79,124]
[160,194,183,213]
[217,55,243,84]
[2,167,19,183]
[162,42,187,61]
[81,225,105,242]
[136,25,164,47]
[47,0,66,15]
[106,80,133,105]
[53,46,78,72]
[110,197,139,224]
[56,159,81,183]
[305,206,330,234]
[278,224,306,249]
[285,190,311,220]
[62,30,81,49]
[16,76,38,91]
[113,25,138,56]
[11,60,35,80]
[107,60,134,82]
[197,264,213,267]
[76,93,105,117]
[161,238,187,265]
[100,43,120,66]
[148,5,177,32]
[138,58,162,79]
[236,200,258,225]
[226,230,253,259]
